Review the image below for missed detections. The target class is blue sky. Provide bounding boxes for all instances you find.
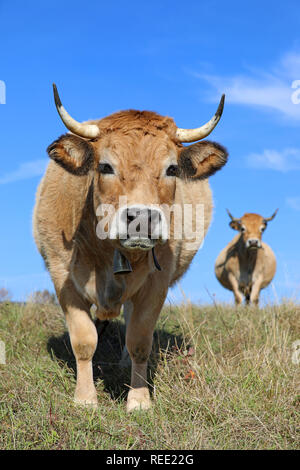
[0,0,300,304]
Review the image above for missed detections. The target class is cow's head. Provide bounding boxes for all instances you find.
[47,84,228,257]
[227,209,278,250]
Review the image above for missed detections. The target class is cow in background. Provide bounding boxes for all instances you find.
[215,210,277,306]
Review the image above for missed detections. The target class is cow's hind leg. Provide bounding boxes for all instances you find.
[244,289,251,305]
[119,300,133,367]
[59,281,98,407]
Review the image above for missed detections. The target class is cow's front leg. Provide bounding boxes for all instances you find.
[125,288,166,412]
[249,277,262,306]
[228,272,243,305]
[60,284,98,407]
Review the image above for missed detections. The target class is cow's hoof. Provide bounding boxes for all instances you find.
[74,395,98,409]
[126,388,151,413]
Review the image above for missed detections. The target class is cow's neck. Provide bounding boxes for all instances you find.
[237,235,258,267]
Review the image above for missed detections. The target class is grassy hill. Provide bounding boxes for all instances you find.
[0,300,299,450]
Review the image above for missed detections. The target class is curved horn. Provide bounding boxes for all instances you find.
[176,94,225,143]
[264,208,278,222]
[226,208,237,221]
[52,84,100,139]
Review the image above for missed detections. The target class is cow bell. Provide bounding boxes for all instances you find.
[113,249,133,275]
[113,247,162,275]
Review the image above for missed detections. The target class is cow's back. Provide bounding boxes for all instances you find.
[259,242,276,288]
[170,178,213,285]
[214,235,240,290]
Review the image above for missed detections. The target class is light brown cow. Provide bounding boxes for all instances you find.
[215,210,278,306]
[33,84,228,411]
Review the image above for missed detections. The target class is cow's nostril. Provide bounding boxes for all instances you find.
[126,208,141,224]
[127,213,136,223]
[149,209,161,224]
[124,207,163,240]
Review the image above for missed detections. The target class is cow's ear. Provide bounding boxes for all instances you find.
[178,141,228,180]
[47,134,94,175]
[229,220,241,231]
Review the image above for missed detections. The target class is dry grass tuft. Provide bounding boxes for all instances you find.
[0,300,299,449]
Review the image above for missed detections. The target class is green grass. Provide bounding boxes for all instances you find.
[0,300,299,450]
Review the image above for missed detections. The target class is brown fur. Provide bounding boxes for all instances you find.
[215,213,277,306]
[33,109,228,411]
[90,109,178,139]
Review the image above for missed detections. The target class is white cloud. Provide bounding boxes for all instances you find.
[286,197,300,211]
[0,159,48,184]
[192,51,300,120]
[246,148,300,172]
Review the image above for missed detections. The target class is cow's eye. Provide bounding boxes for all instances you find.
[98,163,114,174]
[260,225,266,232]
[241,226,246,233]
[166,164,179,177]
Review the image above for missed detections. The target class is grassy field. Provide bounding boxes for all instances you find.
[0,300,299,450]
